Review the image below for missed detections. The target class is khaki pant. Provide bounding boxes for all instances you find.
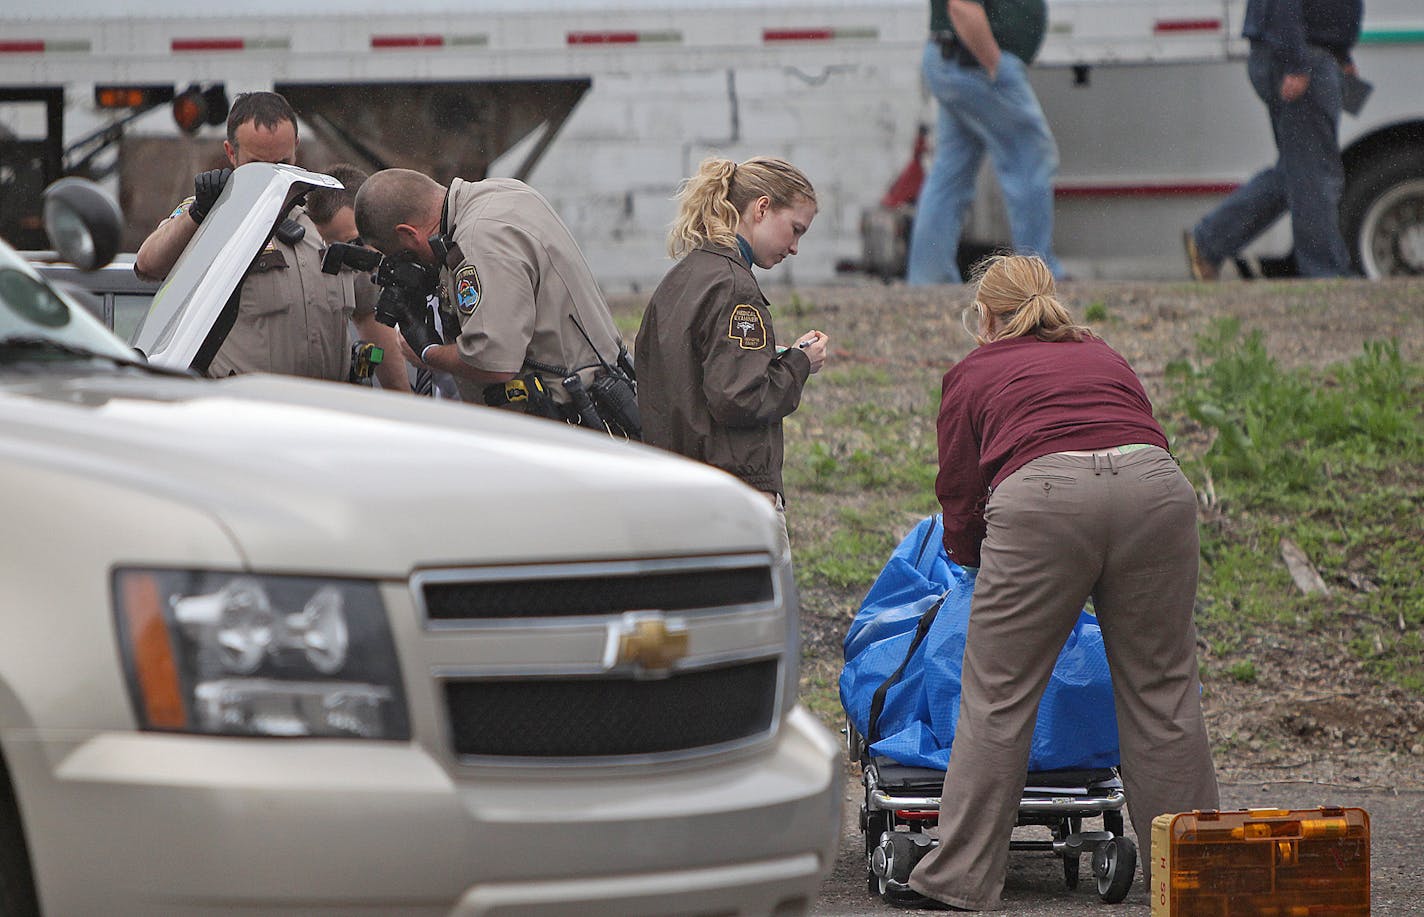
[910,447,1219,909]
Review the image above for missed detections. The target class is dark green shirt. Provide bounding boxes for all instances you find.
[929,0,1047,64]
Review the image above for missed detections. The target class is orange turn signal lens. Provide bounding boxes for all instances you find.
[96,88,143,108]
[94,84,175,109]
[115,571,187,730]
[171,90,206,133]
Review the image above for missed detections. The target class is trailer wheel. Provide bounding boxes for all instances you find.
[1341,149,1424,278]
[1093,835,1137,904]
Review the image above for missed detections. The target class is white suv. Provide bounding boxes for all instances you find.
[0,168,841,916]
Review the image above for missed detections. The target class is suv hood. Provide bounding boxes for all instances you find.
[130,162,341,370]
[0,372,777,574]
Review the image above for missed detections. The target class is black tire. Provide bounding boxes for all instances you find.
[1340,148,1424,278]
[872,831,936,904]
[1093,836,1138,904]
[864,810,890,860]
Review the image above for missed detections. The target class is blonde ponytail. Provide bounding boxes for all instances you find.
[972,254,1092,344]
[667,156,817,259]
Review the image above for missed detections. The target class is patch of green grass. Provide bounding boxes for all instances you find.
[799,658,847,725]
[784,380,940,495]
[793,505,907,590]
[1163,319,1424,690]
[1225,661,1258,684]
[820,364,894,387]
[1083,300,1108,323]
[610,308,644,339]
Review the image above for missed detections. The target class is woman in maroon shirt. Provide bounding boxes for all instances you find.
[898,255,1220,911]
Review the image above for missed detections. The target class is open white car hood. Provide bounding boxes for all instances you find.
[130,162,341,370]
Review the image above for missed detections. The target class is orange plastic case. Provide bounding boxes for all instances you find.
[1151,807,1369,917]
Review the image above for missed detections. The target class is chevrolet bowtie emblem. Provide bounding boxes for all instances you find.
[603,612,689,672]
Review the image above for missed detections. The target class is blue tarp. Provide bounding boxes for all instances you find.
[839,515,1121,772]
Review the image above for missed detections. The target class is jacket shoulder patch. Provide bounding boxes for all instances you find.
[727,303,767,350]
[454,264,481,315]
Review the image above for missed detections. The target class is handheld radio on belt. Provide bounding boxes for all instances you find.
[567,314,642,441]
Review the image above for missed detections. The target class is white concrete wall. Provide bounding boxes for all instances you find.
[514,51,928,292]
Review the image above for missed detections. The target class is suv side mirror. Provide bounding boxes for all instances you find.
[42,177,124,271]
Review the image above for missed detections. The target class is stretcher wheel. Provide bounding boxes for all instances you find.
[1059,817,1081,889]
[864,810,890,859]
[871,831,936,904]
[1093,835,1137,903]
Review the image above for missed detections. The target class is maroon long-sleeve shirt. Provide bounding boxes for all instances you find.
[936,335,1168,567]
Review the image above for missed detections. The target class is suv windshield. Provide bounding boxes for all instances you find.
[0,244,139,365]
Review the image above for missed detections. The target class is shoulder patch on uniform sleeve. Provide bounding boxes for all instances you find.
[728,303,768,350]
[454,263,482,315]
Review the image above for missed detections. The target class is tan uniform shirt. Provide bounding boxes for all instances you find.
[440,177,624,404]
[161,200,361,380]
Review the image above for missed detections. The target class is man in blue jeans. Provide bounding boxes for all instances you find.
[906,0,1063,286]
[1185,0,1363,280]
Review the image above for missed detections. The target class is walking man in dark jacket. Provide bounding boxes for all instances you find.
[1185,0,1364,279]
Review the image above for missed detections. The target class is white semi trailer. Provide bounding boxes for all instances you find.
[2,0,1421,288]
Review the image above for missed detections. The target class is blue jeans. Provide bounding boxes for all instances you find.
[1192,43,1352,277]
[907,41,1062,285]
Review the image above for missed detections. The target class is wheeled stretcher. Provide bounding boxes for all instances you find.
[851,727,1137,904]
[839,516,1138,905]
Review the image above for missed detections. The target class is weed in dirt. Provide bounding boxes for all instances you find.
[1225,661,1258,684]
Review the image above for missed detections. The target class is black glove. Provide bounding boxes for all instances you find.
[188,167,233,225]
[388,292,442,360]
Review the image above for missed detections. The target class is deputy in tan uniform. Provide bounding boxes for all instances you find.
[303,163,410,391]
[134,91,366,382]
[353,168,630,419]
[636,156,827,513]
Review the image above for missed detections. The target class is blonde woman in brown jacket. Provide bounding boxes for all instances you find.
[635,156,828,551]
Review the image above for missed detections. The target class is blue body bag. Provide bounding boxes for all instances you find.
[838,515,1121,772]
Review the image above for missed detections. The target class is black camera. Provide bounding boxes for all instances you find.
[372,252,441,328]
[320,241,383,276]
[320,244,441,330]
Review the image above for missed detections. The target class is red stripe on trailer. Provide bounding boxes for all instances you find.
[1153,19,1222,34]
[0,41,46,53]
[172,38,244,51]
[764,28,836,42]
[371,35,444,48]
[1055,181,1240,198]
[568,31,639,45]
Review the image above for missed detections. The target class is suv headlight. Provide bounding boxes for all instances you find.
[114,569,409,740]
